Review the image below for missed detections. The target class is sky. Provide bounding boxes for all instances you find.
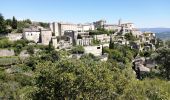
[0,0,170,28]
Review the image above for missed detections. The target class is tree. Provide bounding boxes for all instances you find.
[24,19,32,24]
[155,48,170,80]
[17,20,31,33]
[14,44,23,55]
[0,13,7,34]
[29,60,120,99]
[24,57,141,100]
[155,38,164,48]
[5,19,12,26]
[12,16,17,29]
[80,53,99,61]
[13,39,29,47]
[25,57,37,70]
[89,28,110,35]
[0,38,12,48]
[39,22,49,28]
[165,40,170,48]
[119,79,170,100]
[47,41,55,52]
[109,42,115,49]
[124,32,137,41]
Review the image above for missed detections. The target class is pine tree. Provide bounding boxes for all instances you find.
[0,13,7,34]
[12,16,17,29]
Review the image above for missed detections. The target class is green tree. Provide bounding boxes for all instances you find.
[24,19,32,24]
[12,16,17,29]
[155,38,164,48]
[119,79,170,100]
[89,28,111,35]
[0,38,12,48]
[25,57,37,70]
[5,19,12,26]
[13,39,29,47]
[80,53,99,61]
[14,44,23,55]
[39,22,49,28]
[0,13,7,34]
[155,48,170,80]
[165,40,170,48]
[29,60,119,99]
[124,32,137,41]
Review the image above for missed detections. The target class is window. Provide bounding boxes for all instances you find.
[97,47,100,49]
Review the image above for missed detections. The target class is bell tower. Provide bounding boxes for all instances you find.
[118,19,122,26]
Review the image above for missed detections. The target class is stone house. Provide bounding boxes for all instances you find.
[84,45,102,56]
[94,34,110,43]
[23,28,40,43]
[50,22,77,36]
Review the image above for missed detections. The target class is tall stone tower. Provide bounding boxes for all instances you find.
[118,19,122,26]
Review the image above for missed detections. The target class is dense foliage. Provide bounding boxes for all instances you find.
[89,28,114,35]
[71,45,84,54]
[124,32,137,41]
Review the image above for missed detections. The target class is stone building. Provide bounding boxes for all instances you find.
[93,20,106,29]
[64,30,77,45]
[52,37,58,49]
[112,35,129,45]
[77,23,94,33]
[23,28,40,43]
[84,45,102,56]
[104,24,116,31]
[50,22,77,36]
[49,22,60,36]
[76,37,93,46]
[40,29,52,45]
[94,34,110,43]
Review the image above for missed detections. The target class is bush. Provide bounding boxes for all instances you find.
[0,38,12,48]
[14,44,23,55]
[71,45,84,54]
[13,39,29,47]
[27,45,34,55]
[0,57,20,66]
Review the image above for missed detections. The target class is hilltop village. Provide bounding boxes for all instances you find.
[3,19,157,73]
[12,19,156,52]
[1,14,170,99]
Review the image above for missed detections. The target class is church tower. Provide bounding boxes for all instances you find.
[118,19,122,26]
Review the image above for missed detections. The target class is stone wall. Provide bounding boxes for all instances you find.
[7,33,22,41]
[0,49,15,57]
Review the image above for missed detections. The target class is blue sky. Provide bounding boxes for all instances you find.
[0,0,170,28]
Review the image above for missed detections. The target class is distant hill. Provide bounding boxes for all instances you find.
[139,28,170,33]
[139,28,170,40]
[155,32,170,40]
